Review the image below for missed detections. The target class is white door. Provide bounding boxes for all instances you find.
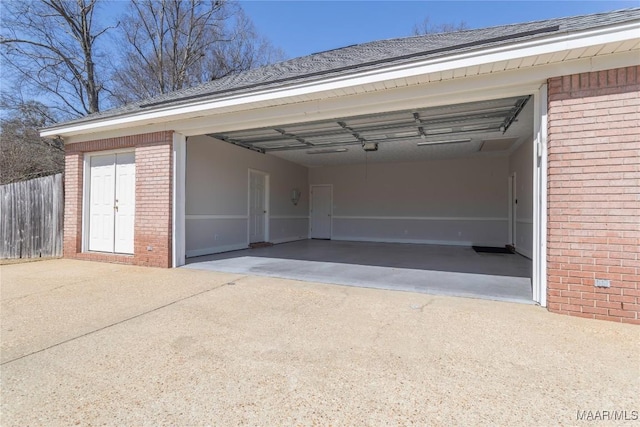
[88,152,135,254]
[89,154,116,252]
[509,173,517,248]
[249,170,267,243]
[310,185,332,239]
[114,153,135,254]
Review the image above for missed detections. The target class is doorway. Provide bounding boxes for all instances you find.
[508,172,517,249]
[310,185,332,239]
[88,152,135,254]
[248,169,269,243]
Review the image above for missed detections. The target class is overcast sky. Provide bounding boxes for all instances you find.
[239,0,638,58]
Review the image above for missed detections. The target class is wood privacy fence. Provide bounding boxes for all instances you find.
[1,174,64,259]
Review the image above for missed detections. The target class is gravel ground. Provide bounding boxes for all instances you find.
[1,259,638,426]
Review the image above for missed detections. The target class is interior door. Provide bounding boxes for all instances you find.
[509,173,517,248]
[249,170,267,243]
[89,154,116,252]
[310,185,332,239]
[114,152,136,254]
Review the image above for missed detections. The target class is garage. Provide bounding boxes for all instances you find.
[182,94,535,302]
[44,9,640,319]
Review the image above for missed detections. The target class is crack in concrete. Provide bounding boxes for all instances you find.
[1,278,245,366]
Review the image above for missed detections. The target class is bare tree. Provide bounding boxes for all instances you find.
[0,100,64,184]
[0,0,112,118]
[111,0,284,105]
[412,17,469,35]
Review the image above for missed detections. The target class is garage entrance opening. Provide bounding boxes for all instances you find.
[183,93,537,303]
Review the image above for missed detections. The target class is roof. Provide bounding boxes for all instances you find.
[46,8,640,130]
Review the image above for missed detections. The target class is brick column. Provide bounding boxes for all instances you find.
[547,66,640,324]
[63,152,83,257]
[133,139,173,267]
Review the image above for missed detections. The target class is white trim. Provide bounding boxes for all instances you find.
[186,243,248,258]
[186,214,249,220]
[270,215,310,220]
[82,149,136,254]
[43,23,640,138]
[247,169,270,244]
[332,215,508,221]
[532,84,548,307]
[309,184,333,239]
[172,133,186,268]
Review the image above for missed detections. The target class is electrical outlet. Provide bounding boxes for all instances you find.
[214,234,219,241]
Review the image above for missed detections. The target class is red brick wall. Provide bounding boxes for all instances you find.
[547,66,640,324]
[64,131,174,268]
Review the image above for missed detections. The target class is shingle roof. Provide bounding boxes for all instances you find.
[49,8,640,128]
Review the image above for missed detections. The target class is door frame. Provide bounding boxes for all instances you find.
[508,172,517,248]
[82,148,136,253]
[532,84,548,307]
[309,184,333,239]
[247,168,270,244]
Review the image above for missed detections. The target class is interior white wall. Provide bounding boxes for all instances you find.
[309,156,509,246]
[185,135,309,257]
[508,137,534,258]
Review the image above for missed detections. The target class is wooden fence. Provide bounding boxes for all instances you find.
[0,173,64,259]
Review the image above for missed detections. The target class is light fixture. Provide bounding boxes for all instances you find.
[417,138,472,146]
[290,189,301,206]
[307,148,348,155]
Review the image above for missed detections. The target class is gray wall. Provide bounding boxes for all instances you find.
[508,137,534,258]
[185,138,531,254]
[309,157,509,246]
[186,135,309,257]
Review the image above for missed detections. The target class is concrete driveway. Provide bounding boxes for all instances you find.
[1,259,638,426]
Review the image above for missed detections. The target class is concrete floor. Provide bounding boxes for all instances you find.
[2,259,638,426]
[186,240,533,303]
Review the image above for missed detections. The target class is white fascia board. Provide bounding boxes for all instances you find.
[42,21,639,139]
[63,48,638,144]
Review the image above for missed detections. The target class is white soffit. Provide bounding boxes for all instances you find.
[45,21,640,140]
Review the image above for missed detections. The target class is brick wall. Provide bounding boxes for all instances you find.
[547,66,639,324]
[64,131,174,268]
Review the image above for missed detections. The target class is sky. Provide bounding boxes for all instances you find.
[239,0,638,58]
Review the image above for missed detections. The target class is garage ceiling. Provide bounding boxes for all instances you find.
[208,95,533,166]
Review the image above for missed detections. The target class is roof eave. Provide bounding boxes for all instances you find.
[41,20,640,139]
